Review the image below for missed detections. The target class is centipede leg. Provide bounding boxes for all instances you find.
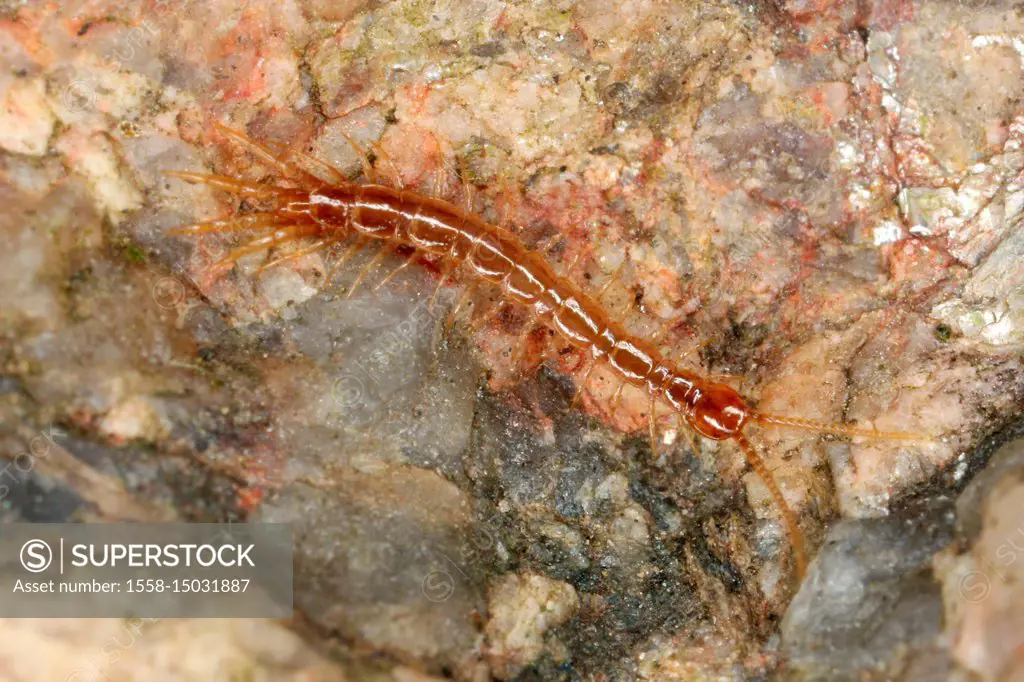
[456,155,476,214]
[256,239,330,275]
[564,250,584,280]
[337,131,379,184]
[569,358,597,411]
[596,260,628,300]
[370,141,405,190]
[445,285,478,331]
[428,263,456,308]
[214,123,322,187]
[610,381,625,413]
[373,250,417,292]
[648,323,676,351]
[614,295,635,319]
[164,171,298,199]
[429,164,448,200]
[262,137,348,185]
[496,174,520,230]
[208,226,318,273]
[324,237,367,288]
[346,244,394,299]
[533,232,564,255]
[509,309,540,370]
[676,414,701,457]
[466,296,503,336]
[168,212,299,236]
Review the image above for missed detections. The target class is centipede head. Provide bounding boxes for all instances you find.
[690,382,751,440]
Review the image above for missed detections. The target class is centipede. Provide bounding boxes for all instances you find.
[166,122,934,580]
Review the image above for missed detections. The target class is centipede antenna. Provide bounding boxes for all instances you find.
[336,131,378,183]
[163,171,297,199]
[214,123,322,187]
[167,213,296,236]
[256,239,329,275]
[648,394,659,458]
[750,412,934,442]
[346,245,394,299]
[734,433,807,579]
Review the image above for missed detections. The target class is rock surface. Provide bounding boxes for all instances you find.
[0,0,1022,680]
[938,434,1024,682]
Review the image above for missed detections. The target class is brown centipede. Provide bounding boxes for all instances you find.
[165,122,934,580]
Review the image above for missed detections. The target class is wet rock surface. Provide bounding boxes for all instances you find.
[0,0,1023,681]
